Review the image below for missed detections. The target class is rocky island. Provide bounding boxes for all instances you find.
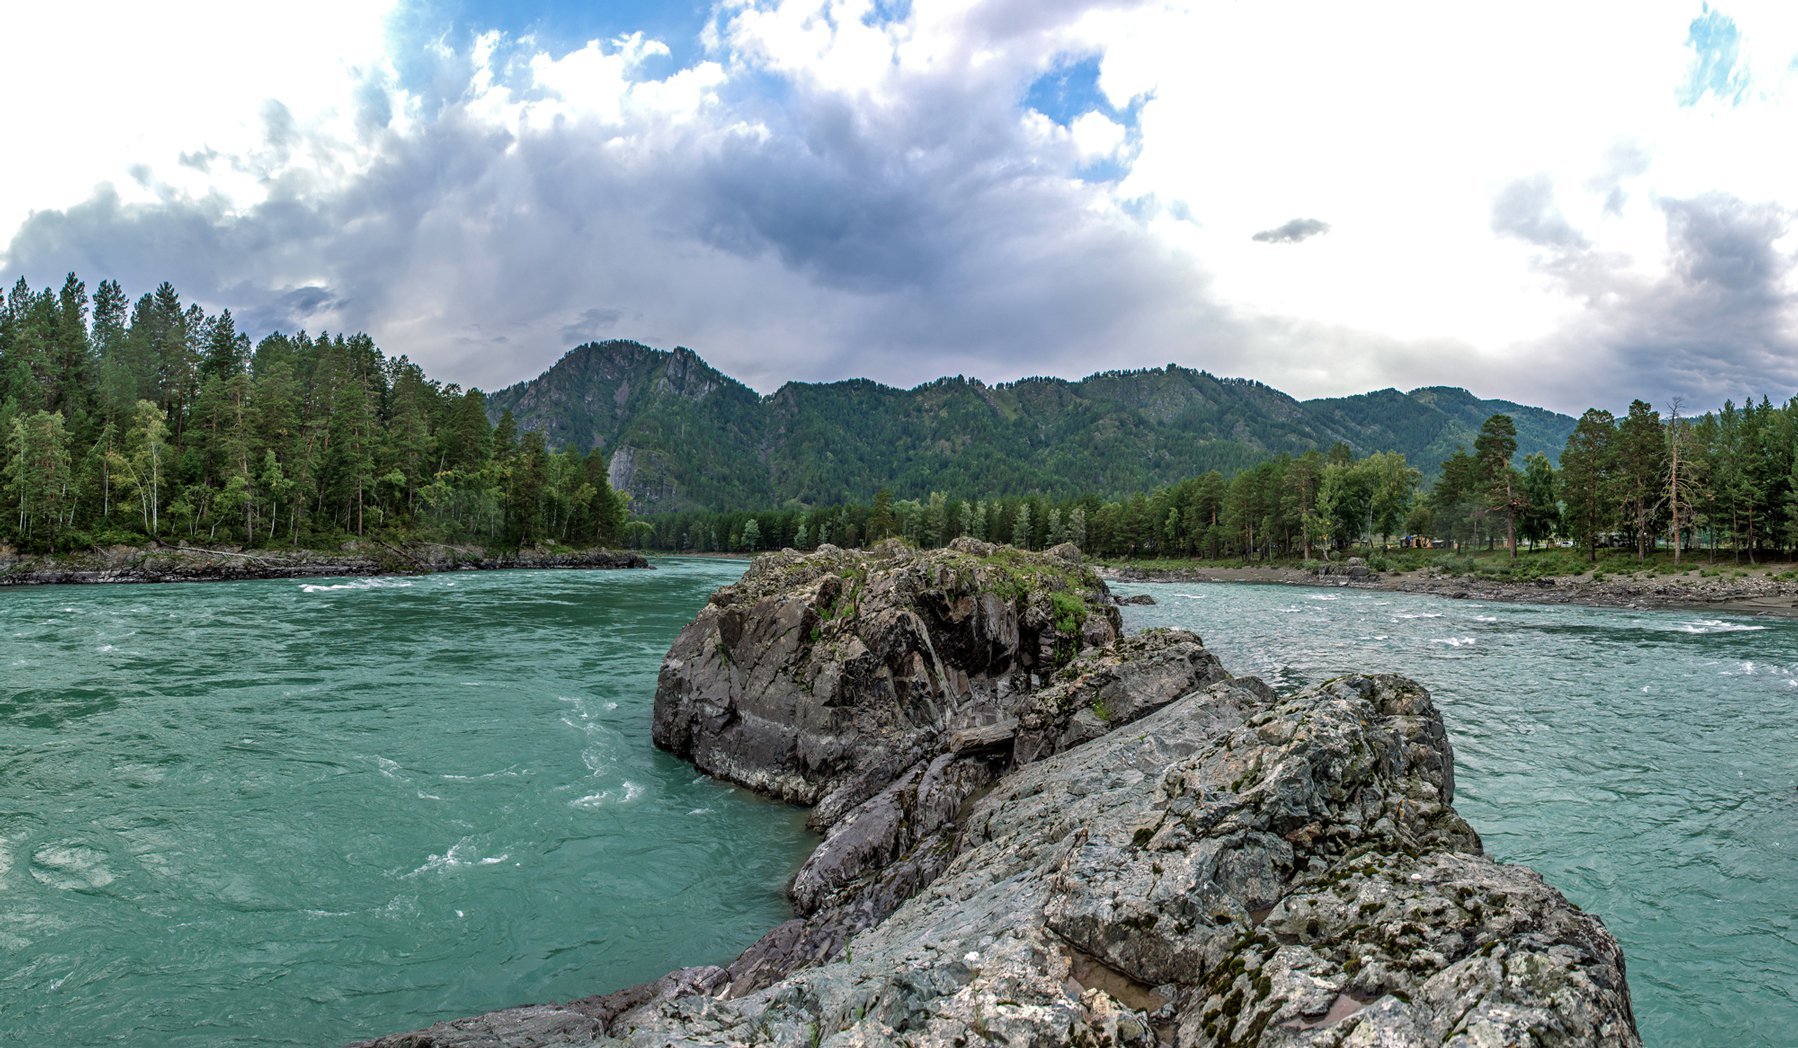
[359,540,1638,1046]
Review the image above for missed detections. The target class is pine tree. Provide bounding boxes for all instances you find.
[1473,414,1522,558]
[1615,401,1667,560]
[1560,408,1616,562]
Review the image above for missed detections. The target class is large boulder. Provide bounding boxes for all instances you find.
[652,539,1120,813]
[605,674,1638,1046]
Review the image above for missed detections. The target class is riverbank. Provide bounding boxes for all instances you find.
[1099,560,1798,617]
[0,542,648,586]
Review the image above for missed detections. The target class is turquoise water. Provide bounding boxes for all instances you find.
[5,563,1793,1046]
[1117,579,1798,1048]
[0,559,813,1046]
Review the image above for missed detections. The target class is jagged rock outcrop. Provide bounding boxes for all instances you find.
[652,537,1120,812]
[357,543,1638,1048]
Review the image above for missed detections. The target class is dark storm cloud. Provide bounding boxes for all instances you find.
[1615,195,1797,401]
[1250,218,1330,244]
[236,285,339,334]
[1490,177,1587,249]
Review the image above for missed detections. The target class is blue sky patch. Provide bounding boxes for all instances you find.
[1026,55,1114,126]
[392,0,711,81]
[1680,5,1749,106]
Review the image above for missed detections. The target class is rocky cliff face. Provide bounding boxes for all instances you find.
[357,543,1638,1048]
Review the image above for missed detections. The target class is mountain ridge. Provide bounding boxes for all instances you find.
[487,340,1576,512]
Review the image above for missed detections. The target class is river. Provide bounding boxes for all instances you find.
[0,558,811,1045]
[1,562,1791,1045]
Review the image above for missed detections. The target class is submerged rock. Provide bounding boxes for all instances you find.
[357,543,1638,1048]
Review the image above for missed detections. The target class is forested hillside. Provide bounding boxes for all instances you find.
[0,274,628,553]
[488,340,1576,512]
[0,272,1590,558]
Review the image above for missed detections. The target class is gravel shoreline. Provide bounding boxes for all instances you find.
[0,543,650,586]
[1099,562,1798,618]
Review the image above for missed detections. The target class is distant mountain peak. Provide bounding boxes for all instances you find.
[485,341,1576,512]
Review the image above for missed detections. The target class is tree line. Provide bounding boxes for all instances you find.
[9,271,1797,566]
[636,400,1798,565]
[0,273,628,553]
[638,445,1426,559]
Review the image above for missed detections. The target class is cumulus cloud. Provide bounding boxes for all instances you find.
[1250,218,1330,244]
[1612,194,1798,399]
[1490,190,1798,409]
[3,1,1798,416]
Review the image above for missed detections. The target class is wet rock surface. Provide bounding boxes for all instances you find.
[356,544,1638,1048]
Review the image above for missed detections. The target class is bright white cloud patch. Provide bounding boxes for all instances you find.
[3,0,1797,415]
[0,0,400,233]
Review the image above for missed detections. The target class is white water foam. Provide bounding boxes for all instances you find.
[405,837,509,878]
[1721,661,1796,682]
[299,578,414,594]
[439,766,523,782]
[1397,612,1443,620]
[571,781,645,809]
[1678,619,1769,635]
[1430,637,1477,648]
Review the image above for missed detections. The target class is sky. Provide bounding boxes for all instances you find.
[2,1,1796,415]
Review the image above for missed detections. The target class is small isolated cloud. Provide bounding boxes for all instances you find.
[1251,218,1330,244]
[1491,177,1588,249]
[1069,111,1126,162]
